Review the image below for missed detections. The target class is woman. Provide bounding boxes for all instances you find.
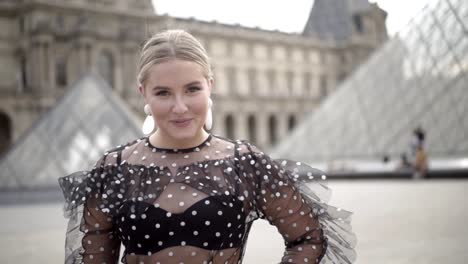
[59,30,356,264]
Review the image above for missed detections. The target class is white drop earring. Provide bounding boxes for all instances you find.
[204,98,213,131]
[142,104,156,135]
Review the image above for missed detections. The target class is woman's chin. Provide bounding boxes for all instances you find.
[163,125,199,140]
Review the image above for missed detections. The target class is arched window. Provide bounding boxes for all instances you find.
[247,115,256,143]
[98,50,115,88]
[19,56,28,92]
[288,115,296,131]
[225,114,234,139]
[268,114,277,145]
[353,14,364,33]
[0,112,12,155]
[55,57,67,88]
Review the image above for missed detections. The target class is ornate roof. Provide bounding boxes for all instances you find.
[302,0,372,42]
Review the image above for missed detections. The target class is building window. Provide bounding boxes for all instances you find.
[248,115,256,143]
[19,56,28,92]
[247,42,254,58]
[266,69,276,94]
[19,17,25,34]
[319,52,327,65]
[226,66,237,94]
[353,14,364,33]
[268,114,277,145]
[225,114,234,139]
[286,71,294,95]
[340,53,347,63]
[320,75,328,97]
[98,50,115,88]
[247,68,257,94]
[0,112,12,156]
[226,40,233,56]
[56,58,67,87]
[204,38,211,54]
[288,115,296,131]
[338,72,347,82]
[303,72,312,96]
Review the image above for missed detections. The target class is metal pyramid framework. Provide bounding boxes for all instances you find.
[0,74,142,189]
[274,0,468,172]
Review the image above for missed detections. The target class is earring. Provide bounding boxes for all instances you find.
[142,104,156,135]
[204,98,213,131]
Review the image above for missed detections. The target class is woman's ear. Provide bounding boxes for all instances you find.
[138,85,145,96]
[208,78,214,96]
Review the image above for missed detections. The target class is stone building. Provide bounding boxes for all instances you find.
[0,0,387,155]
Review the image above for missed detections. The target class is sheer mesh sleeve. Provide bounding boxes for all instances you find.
[59,155,121,264]
[239,142,356,263]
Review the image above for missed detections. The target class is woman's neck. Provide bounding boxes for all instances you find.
[149,130,210,150]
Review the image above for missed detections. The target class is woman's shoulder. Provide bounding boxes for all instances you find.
[211,135,263,155]
[95,137,146,167]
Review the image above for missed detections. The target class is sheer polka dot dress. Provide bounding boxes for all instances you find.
[59,134,356,263]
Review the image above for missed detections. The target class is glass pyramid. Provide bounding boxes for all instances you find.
[273,0,468,172]
[0,74,143,189]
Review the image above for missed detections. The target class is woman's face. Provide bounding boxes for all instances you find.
[140,59,212,142]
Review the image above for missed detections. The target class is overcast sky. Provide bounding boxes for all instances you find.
[151,0,434,36]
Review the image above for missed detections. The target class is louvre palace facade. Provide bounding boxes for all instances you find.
[0,0,387,154]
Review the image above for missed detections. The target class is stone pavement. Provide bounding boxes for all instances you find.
[1,180,467,263]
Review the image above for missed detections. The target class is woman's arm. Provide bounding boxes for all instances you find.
[79,195,121,263]
[60,155,121,264]
[237,141,356,263]
[250,153,327,263]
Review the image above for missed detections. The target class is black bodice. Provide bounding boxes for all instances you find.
[116,195,246,255]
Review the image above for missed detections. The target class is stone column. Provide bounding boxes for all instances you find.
[237,67,249,96]
[234,111,247,140]
[212,110,225,137]
[256,112,269,150]
[277,71,286,97]
[257,68,268,97]
[76,36,93,77]
[30,34,53,94]
[293,71,302,96]
[121,41,138,97]
[277,112,289,142]
[46,38,56,93]
[213,65,227,96]
[29,40,41,92]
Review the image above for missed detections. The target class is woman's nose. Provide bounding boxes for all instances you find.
[172,96,188,114]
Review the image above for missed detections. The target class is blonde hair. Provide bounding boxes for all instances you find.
[137,29,213,86]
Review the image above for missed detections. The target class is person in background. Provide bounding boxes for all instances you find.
[409,127,428,179]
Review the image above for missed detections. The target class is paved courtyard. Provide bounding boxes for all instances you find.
[1,179,467,263]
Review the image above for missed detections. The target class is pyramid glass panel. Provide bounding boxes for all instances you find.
[0,74,142,189]
[273,0,468,172]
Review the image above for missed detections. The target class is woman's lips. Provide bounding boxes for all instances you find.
[171,118,193,127]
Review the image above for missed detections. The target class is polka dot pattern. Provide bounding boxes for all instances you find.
[59,134,355,263]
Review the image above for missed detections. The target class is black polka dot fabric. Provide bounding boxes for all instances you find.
[59,134,356,264]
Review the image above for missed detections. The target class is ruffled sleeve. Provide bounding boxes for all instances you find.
[58,155,121,264]
[239,142,356,263]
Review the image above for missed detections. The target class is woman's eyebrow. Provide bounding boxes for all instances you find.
[151,86,170,91]
[184,81,202,87]
[151,81,202,91]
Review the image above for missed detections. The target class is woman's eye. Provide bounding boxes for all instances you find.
[155,91,169,96]
[188,86,201,92]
